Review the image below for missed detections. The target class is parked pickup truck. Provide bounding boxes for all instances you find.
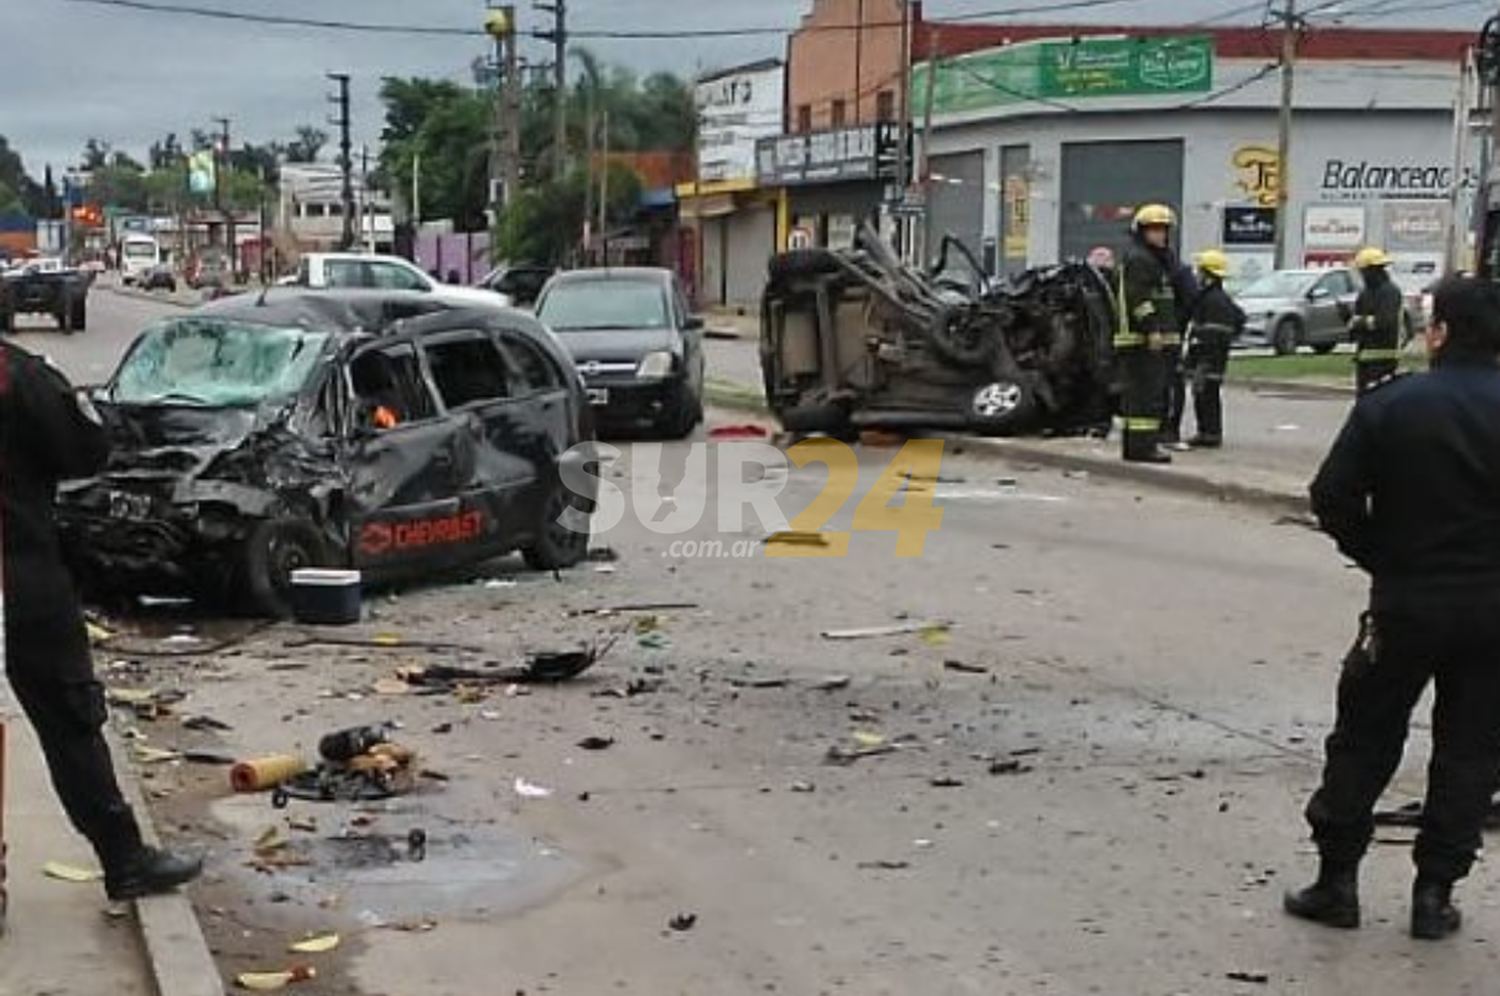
[0,258,89,333]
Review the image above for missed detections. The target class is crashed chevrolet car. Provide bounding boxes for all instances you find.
[58,289,597,616]
[760,225,1117,436]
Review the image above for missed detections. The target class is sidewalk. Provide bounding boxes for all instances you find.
[0,689,224,996]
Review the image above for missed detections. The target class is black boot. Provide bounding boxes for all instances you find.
[1188,434,1222,449]
[1284,861,1361,929]
[105,845,203,901]
[1411,877,1462,941]
[1125,448,1172,465]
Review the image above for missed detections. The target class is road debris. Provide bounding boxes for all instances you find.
[637,632,671,651]
[856,860,910,870]
[809,675,852,691]
[727,675,790,689]
[764,531,830,548]
[587,546,620,562]
[1226,971,1269,984]
[929,776,965,788]
[942,660,989,675]
[821,621,949,641]
[235,966,316,990]
[708,424,770,440]
[789,780,816,793]
[231,755,309,793]
[577,736,615,751]
[106,687,187,721]
[182,714,233,732]
[668,912,698,932]
[988,759,1032,776]
[43,861,102,883]
[514,777,553,799]
[568,601,700,617]
[288,933,340,954]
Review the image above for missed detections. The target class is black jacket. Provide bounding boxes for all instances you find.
[1352,269,1404,355]
[1189,280,1247,339]
[0,342,108,622]
[1117,239,1181,344]
[1310,360,1500,605]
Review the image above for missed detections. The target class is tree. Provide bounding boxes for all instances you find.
[286,126,328,164]
[493,164,641,266]
[149,133,183,170]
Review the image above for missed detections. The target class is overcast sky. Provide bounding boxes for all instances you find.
[1,0,1488,178]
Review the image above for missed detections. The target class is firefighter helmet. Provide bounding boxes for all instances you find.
[1132,204,1176,231]
[1194,249,1230,278]
[1354,246,1392,269]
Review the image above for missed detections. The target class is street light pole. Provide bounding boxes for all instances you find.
[1273,1,1301,271]
[212,116,236,276]
[327,73,355,251]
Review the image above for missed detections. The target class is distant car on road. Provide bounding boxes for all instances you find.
[534,268,706,438]
[1234,268,1362,355]
[296,252,512,308]
[478,264,555,308]
[141,263,177,292]
[0,256,89,333]
[57,289,596,616]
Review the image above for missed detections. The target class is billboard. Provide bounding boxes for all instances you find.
[695,62,784,185]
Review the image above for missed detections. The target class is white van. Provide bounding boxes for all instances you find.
[119,233,162,285]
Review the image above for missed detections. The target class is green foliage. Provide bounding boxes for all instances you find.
[493,164,642,266]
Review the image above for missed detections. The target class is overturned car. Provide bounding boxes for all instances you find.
[760,226,1118,437]
[58,289,597,616]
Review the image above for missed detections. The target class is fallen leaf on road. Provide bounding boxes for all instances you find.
[255,827,290,854]
[86,621,114,644]
[44,861,102,883]
[852,731,886,748]
[668,913,698,932]
[182,715,233,732]
[764,531,829,548]
[132,745,183,764]
[372,678,412,696]
[943,660,988,675]
[288,934,340,954]
[919,622,951,646]
[514,777,554,799]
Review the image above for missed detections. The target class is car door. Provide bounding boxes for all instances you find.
[1306,272,1349,341]
[370,260,434,294]
[342,338,474,577]
[413,318,540,558]
[496,326,579,525]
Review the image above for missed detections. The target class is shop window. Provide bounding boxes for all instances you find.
[831,99,847,127]
[422,334,514,409]
[796,104,812,134]
[876,90,896,123]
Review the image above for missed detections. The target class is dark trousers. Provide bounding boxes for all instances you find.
[1164,353,1186,442]
[6,609,143,871]
[1306,599,1500,883]
[1118,347,1167,459]
[1356,359,1398,393]
[1188,333,1229,440]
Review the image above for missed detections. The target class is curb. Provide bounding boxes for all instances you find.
[1234,378,1355,399]
[701,385,1309,515]
[107,726,226,996]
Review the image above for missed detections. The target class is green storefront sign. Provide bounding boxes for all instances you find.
[916,35,1214,115]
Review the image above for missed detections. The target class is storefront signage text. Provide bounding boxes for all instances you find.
[756,124,898,187]
[696,63,785,184]
[1320,159,1453,201]
[918,35,1214,116]
[1232,146,1280,208]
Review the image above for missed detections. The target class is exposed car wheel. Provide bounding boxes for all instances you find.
[768,249,843,281]
[523,482,592,571]
[923,304,994,368]
[1311,341,1337,355]
[969,379,1036,436]
[241,519,330,618]
[1272,318,1301,356]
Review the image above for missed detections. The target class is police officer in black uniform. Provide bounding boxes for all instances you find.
[1,340,202,901]
[1180,249,1245,448]
[1349,247,1405,393]
[1287,276,1500,941]
[1115,204,1182,464]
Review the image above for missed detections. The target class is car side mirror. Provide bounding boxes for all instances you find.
[683,315,705,331]
[1308,287,1330,301]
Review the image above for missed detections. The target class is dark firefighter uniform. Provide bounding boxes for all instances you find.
[1163,261,1199,445]
[0,341,200,900]
[1349,247,1405,393]
[1181,250,1245,447]
[1287,276,1500,942]
[1115,204,1181,463]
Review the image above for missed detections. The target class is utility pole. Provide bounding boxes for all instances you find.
[1272,1,1301,271]
[918,35,939,267]
[327,73,355,251]
[212,116,236,276]
[895,0,913,258]
[535,0,569,181]
[583,87,595,262]
[484,7,522,226]
[598,109,610,264]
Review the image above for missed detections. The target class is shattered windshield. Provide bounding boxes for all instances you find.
[111,318,329,407]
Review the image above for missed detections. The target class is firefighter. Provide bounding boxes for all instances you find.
[0,341,202,901]
[1115,204,1182,464]
[1289,276,1500,941]
[1181,249,1246,448]
[1349,247,1404,392]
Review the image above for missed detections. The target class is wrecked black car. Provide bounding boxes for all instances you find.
[57,289,598,616]
[759,225,1117,437]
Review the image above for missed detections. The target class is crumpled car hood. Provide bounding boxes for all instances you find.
[94,403,271,483]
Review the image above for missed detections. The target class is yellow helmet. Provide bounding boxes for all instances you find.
[1132,203,1176,231]
[1354,246,1392,269]
[1194,249,1230,278]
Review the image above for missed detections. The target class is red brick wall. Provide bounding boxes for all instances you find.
[787,0,908,133]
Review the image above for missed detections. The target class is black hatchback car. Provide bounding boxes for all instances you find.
[534,268,706,438]
[57,289,598,616]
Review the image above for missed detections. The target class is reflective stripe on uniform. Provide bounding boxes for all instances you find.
[1160,334,1183,346]
[1132,301,1156,320]
[1123,417,1160,433]
[1356,349,1401,361]
[1113,333,1145,348]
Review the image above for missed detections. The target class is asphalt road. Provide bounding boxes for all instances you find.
[75,284,1490,995]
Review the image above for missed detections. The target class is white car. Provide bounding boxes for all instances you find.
[293,253,510,308]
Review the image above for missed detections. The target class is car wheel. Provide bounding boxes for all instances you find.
[241,519,330,618]
[969,379,1036,436]
[523,481,591,572]
[1310,341,1337,355]
[767,249,843,281]
[69,299,86,332]
[658,392,704,440]
[1272,318,1301,356]
[923,304,994,368]
[0,309,13,335]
